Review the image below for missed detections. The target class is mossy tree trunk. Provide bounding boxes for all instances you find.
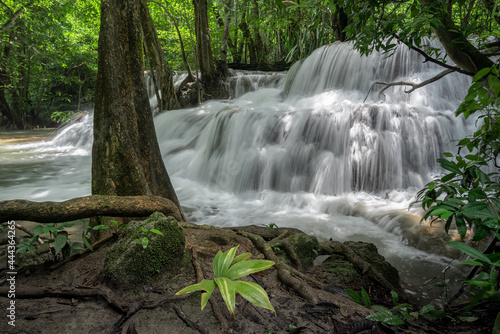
[92,0,183,232]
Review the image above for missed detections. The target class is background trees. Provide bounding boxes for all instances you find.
[1,0,353,128]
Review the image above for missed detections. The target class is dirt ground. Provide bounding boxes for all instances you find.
[0,223,497,334]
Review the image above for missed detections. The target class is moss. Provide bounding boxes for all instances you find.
[102,212,185,287]
[318,254,358,284]
[288,233,320,269]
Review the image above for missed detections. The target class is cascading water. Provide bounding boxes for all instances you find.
[0,41,475,302]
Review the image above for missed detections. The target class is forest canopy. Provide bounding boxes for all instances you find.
[1,0,499,129]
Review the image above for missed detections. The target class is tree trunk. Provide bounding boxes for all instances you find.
[0,195,183,224]
[331,2,348,42]
[239,14,257,64]
[193,0,215,85]
[140,0,179,112]
[419,0,493,74]
[92,0,183,222]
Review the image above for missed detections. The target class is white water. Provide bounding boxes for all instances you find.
[0,42,475,302]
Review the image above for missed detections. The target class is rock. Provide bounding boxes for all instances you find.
[101,212,185,287]
[288,232,320,269]
[317,254,358,284]
[344,241,400,290]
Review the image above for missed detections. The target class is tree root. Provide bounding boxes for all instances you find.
[238,229,319,305]
[319,240,406,297]
[173,305,209,334]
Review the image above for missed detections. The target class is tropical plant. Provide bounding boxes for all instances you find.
[176,245,275,317]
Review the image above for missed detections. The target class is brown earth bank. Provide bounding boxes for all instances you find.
[0,214,498,334]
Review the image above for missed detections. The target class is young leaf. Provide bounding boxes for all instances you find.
[215,277,236,317]
[232,252,253,264]
[149,228,164,236]
[233,280,276,315]
[213,246,239,277]
[345,289,362,304]
[224,260,275,280]
[361,288,371,308]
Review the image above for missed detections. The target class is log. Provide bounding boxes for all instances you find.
[0,195,183,224]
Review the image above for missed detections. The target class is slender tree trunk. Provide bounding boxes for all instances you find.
[92,0,183,224]
[0,33,23,129]
[140,0,179,111]
[192,0,215,85]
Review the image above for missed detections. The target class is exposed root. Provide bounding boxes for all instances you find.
[173,305,209,334]
[319,241,405,297]
[238,229,319,304]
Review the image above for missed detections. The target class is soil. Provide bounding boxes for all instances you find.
[0,222,497,334]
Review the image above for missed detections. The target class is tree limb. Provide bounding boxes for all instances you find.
[0,195,183,224]
[393,34,475,76]
[364,69,455,102]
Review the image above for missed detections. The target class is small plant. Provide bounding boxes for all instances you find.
[346,289,446,326]
[16,221,76,259]
[176,246,276,317]
[262,223,279,229]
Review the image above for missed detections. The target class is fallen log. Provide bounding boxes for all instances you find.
[0,195,183,224]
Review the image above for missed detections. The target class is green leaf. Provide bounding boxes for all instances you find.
[488,74,500,96]
[437,158,462,174]
[361,287,371,308]
[233,280,276,314]
[455,215,468,239]
[474,67,491,81]
[390,290,399,304]
[367,306,405,325]
[93,224,112,230]
[224,260,275,280]
[141,237,149,249]
[82,233,93,251]
[200,279,216,310]
[448,241,492,264]
[213,246,239,277]
[149,228,164,236]
[345,289,362,304]
[232,252,253,264]
[215,277,236,317]
[176,278,215,305]
[53,234,67,255]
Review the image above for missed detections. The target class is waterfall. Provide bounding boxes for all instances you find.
[0,41,475,300]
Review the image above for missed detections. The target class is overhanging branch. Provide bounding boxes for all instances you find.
[364,69,455,102]
[0,195,183,224]
[393,34,475,77]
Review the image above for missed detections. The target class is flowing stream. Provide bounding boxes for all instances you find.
[0,41,475,302]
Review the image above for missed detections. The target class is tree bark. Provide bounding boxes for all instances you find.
[419,0,493,74]
[93,0,183,220]
[193,0,215,85]
[0,195,183,224]
[140,0,179,112]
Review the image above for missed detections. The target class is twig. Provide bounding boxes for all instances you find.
[15,222,44,244]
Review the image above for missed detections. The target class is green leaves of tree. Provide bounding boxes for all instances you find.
[177,246,275,317]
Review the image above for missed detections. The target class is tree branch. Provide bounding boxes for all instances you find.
[393,34,475,76]
[364,69,455,102]
[0,195,183,224]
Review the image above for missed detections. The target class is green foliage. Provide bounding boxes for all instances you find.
[16,221,79,260]
[414,65,500,329]
[347,289,447,326]
[176,245,275,317]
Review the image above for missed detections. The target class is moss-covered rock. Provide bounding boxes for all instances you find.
[288,232,320,269]
[101,212,185,287]
[343,241,400,289]
[318,254,358,284]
